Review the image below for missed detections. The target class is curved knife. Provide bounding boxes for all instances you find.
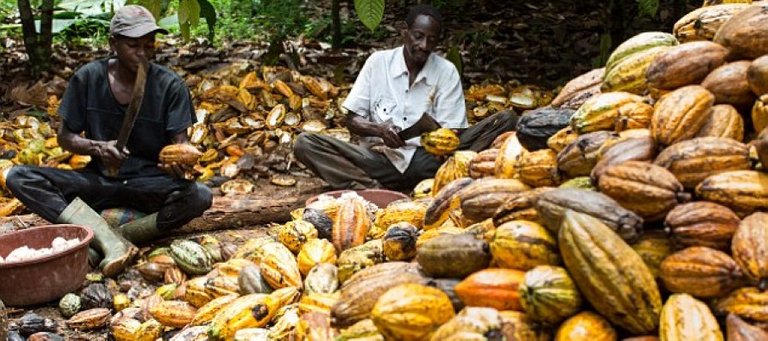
[105,60,148,177]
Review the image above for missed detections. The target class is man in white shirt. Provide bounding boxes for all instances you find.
[294,5,518,191]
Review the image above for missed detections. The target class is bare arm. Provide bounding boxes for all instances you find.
[169,130,189,144]
[346,113,405,148]
[346,114,382,137]
[57,123,128,169]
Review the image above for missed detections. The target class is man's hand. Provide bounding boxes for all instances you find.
[346,113,405,148]
[158,133,198,180]
[95,140,129,170]
[378,122,406,148]
[158,162,195,180]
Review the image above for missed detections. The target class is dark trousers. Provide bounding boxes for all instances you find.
[293,110,519,191]
[6,166,213,231]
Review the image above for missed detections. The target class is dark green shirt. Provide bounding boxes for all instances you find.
[58,58,195,178]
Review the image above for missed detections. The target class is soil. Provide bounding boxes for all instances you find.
[0,176,328,339]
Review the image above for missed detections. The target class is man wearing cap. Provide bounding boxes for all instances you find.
[4,5,212,277]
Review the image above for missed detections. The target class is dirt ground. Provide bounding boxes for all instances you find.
[2,175,333,339]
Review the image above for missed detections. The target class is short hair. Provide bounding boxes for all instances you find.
[405,4,443,31]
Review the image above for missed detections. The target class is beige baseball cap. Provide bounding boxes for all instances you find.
[110,5,168,38]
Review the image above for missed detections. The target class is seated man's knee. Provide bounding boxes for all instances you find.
[497,109,519,125]
[294,132,325,163]
[5,165,35,193]
[191,183,213,214]
[294,133,312,154]
[483,110,519,134]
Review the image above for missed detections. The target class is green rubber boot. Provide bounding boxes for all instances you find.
[58,197,138,278]
[119,213,161,244]
[87,247,102,268]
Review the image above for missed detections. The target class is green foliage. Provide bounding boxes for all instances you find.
[3,0,213,45]
[354,0,383,31]
[57,0,121,16]
[185,0,252,42]
[464,29,494,64]
[595,32,612,67]
[185,0,308,44]
[446,43,462,77]
[428,0,467,9]
[177,0,199,39]
[55,16,110,46]
[253,0,305,38]
[0,0,20,46]
[330,17,387,47]
[26,0,114,39]
[134,0,161,19]
[638,0,659,17]
[197,0,215,40]
[1,0,16,21]
[127,0,214,41]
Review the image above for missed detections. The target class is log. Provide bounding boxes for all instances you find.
[0,179,328,235]
[176,194,305,234]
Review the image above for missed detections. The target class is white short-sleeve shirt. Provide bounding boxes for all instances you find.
[342,46,468,173]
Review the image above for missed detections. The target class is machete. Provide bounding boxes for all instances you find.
[397,112,441,141]
[105,60,148,177]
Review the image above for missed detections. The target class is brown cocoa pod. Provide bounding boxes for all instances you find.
[551,68,605,107]
[660,246,747,298]
[27,333,64,341]
[646,41,728,90]
[713,5,768,60]
[535,188,643,242]
[164,266,187,285]
[664,201,740,251]
[66,308,111,330]
[469,149,499,179]
[695,104,744,142]
[651,85,714,147]
[598,161,690,222]
[732,212,768,290]
[80,283,113,310]
[748,55,768,96]
[653,137,750,190]
[755,127,768,170]
[493,187,555,227]
[591,136,656,183]
[159,144,203,166]
[701,61,756,109]
[727,313,768,341]
[459,178,530,223]
[557,131,619,178]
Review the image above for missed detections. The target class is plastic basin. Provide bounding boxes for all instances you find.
[0,224,93,307]
[305,189,410,208]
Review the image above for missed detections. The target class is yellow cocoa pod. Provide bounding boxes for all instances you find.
[421,128,460,156]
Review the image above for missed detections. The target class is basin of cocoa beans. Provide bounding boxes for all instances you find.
[0,224,93,306]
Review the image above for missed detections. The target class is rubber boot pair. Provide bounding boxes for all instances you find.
[119,213,162,244]
[57,198,138,278]
[86,213,162,268]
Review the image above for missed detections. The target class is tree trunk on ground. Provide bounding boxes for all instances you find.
[17,0,54,76]
[0,194,311,235]
[175,194,303,234]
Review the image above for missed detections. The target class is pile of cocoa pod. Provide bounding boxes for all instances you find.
[0,65,547,218]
